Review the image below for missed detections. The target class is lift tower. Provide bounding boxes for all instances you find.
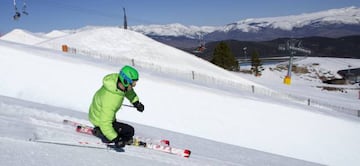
[123,7,128,29]
[278,39,311,85]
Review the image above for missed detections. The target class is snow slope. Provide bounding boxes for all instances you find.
[1,27,360,165]
[0,95,322,166]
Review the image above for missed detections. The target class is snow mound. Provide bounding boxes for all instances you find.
[45,30,69,38]
[0,29,48,45]
[37,27,263,88]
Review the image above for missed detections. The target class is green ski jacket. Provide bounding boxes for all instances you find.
[89,73,139,141]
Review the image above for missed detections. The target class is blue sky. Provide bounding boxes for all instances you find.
[0,0,359,34]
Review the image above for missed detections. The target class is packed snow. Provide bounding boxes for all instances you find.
[1,27,360,166]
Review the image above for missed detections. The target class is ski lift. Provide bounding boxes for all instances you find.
[13,0,20,20]
[22,0,29,15]
[192,34,206,53]
[13,0,28,20]
[193,43,206,53]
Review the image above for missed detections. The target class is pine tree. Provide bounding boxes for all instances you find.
[210,41,239,71]
[250,50,264,76]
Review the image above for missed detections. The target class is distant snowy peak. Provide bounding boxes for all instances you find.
[131,6,360,37]
[224,6,360,32]
[130,23,219,38]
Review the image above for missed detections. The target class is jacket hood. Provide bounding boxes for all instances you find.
[103,73,122,94]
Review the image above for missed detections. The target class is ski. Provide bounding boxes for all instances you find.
[75,125,171,147]
[75,125,190,158]
[63,119,170,146]
[30,138,190,157]
[63,119,191,158]
[144,142,191,158]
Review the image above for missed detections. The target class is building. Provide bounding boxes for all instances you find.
[338,68,360,84]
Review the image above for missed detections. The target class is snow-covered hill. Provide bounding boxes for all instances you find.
[3,27,263,88]
[0,29,49,45]
[1,27,360,166]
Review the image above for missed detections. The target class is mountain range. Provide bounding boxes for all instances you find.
[130,6,360,49]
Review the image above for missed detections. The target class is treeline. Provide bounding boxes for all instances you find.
[191,35,360,60]
[210,41,264,76]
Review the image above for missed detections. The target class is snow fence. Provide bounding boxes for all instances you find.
[61,45,360,118]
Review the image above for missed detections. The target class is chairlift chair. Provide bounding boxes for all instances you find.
[193,43,206,53]
[13,0,20,20]
[192,34,206,53]
[13,11,21,20]
[22,1,29,15]
[13,0,28,20]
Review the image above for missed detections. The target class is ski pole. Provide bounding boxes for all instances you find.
[122,104,135,108]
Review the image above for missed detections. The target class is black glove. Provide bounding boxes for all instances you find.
[133,101,144,112]
[112,136,125,148]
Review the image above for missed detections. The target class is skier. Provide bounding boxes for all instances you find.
[88,65,144,148]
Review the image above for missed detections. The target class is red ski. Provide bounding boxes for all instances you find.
[63,119,191,158]
[64,119,170,146]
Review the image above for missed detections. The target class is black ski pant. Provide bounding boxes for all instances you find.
[93,121,134,143]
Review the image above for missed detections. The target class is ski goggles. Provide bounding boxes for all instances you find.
[120,71,138,86]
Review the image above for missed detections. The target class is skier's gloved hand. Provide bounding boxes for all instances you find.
[133,101,144,112]
[112,136,125,148]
